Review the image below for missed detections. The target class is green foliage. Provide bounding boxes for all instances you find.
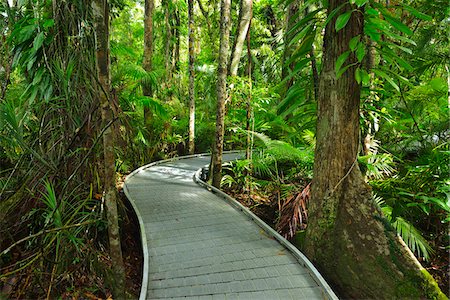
[374,195,433,260]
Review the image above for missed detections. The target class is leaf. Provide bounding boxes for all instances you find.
[360,69,370,85]
[373,69,400,92]
[335,11,352,32]
[355,67,362,84]
[391,44,413,55]
[324,3,346,26]
[356,42,365,62]
[403,5,432,21]
[335,51,350,77]
[355,0,367,7]
[383,13,412,35]
[429,78,446,92]
[349,35,360,51]
[337,63,356,79]
[366,8,379,16]
[42,19,55,29]
[33,32,45,52]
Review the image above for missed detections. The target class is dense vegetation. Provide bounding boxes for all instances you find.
[0,0,448,298]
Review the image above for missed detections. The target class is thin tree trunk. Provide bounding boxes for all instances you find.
[281,0,299,98]
[163,0,172,81]
[143,0,154,128]
[309,46,319,101]
[229,0,252,76]
[92,1,125,298]
[196,0,216,55]
[172,9,180,73]
[304,1,446,298]
[212,0,231,188]
[362,36,376,156]
[245,20,252,161]
[188,0,196,155]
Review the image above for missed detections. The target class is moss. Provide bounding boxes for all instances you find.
[420,269,448,300]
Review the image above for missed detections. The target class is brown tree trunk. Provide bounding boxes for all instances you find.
[92,0,125,298]
[143,0,154,128]
[188,0,195,155]
[304,1,446,299]
[229,0,252,76]
[212,0,231,188]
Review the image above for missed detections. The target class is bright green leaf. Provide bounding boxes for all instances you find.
[42,19,55,29]
[356,43,365,62]
[349,35,360,51]
[361,69,370,85]
[383,13,412,35]
[335,11,352,32]
[335,50,350,75]
[355,68,362,84]
[355,0,367,7]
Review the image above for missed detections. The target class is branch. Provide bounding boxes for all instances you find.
[1,219,99,256]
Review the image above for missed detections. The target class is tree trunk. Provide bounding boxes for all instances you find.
[309,46,319,101]
[143,0,154,128]
[280,0,299,98]
[212,0,231,188]
[245,21,252,161]
[92,1,125,298]
[163,0,172,81]
[188,0,195,155]
[172,9,180,73]
[228,0,252,76]
[304,1,446,299]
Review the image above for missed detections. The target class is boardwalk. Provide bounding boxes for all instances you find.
[124,153,337,300]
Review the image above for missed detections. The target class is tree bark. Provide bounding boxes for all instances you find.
[92,1,125,298]
[228,0,252,76]
[188,0,195,155]
[143,0,154,128]
[304,1,446,299]
[212,0,231,188]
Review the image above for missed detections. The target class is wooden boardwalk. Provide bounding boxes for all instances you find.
[124,153,338,300]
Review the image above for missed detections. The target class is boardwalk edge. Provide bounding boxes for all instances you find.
[193,157,339,300]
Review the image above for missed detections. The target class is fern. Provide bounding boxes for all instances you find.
[374,195,433,260]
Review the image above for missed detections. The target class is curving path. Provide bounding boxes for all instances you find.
[124,153,338,300]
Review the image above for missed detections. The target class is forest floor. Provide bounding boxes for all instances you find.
[222,185,450,297]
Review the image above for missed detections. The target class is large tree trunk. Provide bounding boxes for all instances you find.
[304,1,446,299]
[211,0,231,188]
[188,0,195,155]
[228,0,252,76]
[92,1,125,298]
[143,0,154,128]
